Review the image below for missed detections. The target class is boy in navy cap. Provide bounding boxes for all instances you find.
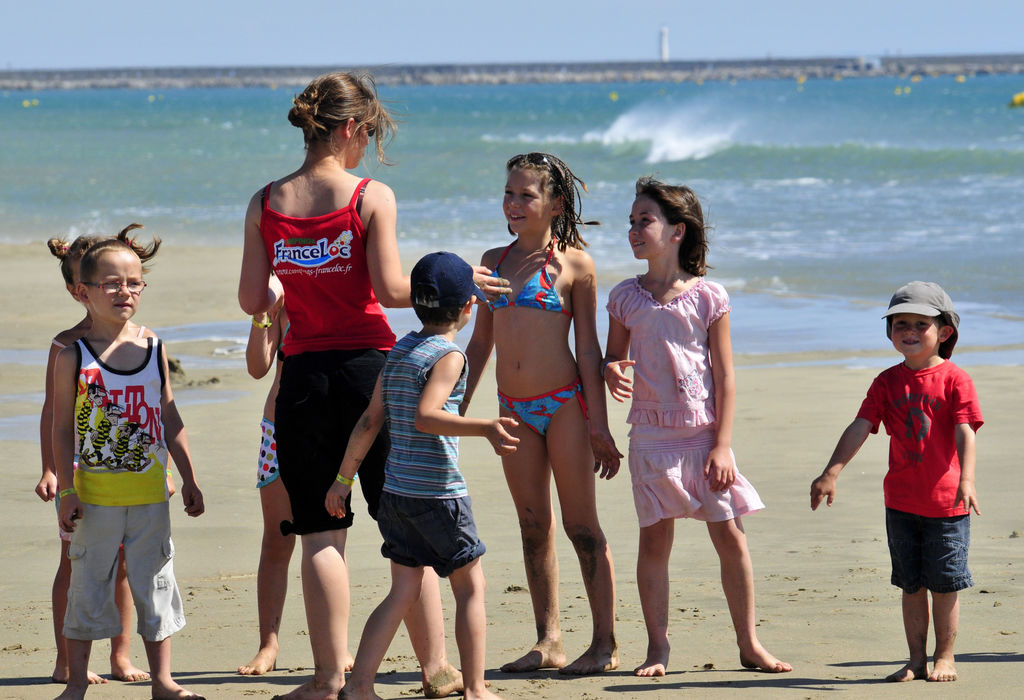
[810,281,983,683]
[328,251,517,700]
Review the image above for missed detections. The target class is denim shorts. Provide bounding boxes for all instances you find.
[377,492,485,578]
[885,507,973,594]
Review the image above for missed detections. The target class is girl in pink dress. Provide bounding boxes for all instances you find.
[603,177,791,678]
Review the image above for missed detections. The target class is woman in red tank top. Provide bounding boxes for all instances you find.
[238,72,507,699]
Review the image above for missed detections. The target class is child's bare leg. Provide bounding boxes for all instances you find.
[144,637,203,700]
[928,591,959,682]
[341,563,424,700]
[239,480,296,675]
[548,406,618,676]
[403,569,463,698]
[634,519,674,676]
[51,542,105,686]
[276,530,350,700]
[54,638,92,700]
[498,427,566,672]
[706,518,791,673]
[887,588,929,682]
[110,548,149,681]
[449,558,502,700]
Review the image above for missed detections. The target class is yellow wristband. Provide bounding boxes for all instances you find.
[335,473,355,487]
[59,487,77,498]
[251,315,272,329]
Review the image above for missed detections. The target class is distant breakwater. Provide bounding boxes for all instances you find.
[3,54,1023,91]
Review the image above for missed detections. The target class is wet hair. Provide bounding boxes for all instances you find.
[48,234,101,286]
[78,223,161,282]
[634,177,709,276]
[506,152,598,251]
[288,72,397,163]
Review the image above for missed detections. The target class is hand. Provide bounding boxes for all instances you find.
[472,266,512,301]
[486,417,520,456]
[181,483,205,517]
[36,471,58,502]
[955,481,981,515]
[604,360,635,403]
[591,429,622,480]
[704,445,736,492]
[810,473,837,510]
[325,481,351,519]
[166,472,177,499]
[58,493,83,533]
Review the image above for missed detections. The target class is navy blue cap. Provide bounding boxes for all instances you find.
[411,252,485,308]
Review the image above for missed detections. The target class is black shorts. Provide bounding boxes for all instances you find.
[275,348,389,536]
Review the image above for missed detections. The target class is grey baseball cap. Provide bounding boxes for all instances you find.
[883,281,960,358]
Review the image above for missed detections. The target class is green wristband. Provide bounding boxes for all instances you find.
[335,473,355,487]
[59,487,77,498]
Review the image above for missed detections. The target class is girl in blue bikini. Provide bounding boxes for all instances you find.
[464,152,621,676]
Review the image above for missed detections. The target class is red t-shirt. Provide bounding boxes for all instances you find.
[260,179,395,356]
[857,361,983,517]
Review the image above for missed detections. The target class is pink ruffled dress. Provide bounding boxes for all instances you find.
[607,277,764,527]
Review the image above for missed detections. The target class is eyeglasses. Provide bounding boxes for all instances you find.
[85,280,147,294]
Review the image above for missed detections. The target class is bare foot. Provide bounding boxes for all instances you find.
[110,656,150,682]
[54,683,87,700]
[51,669,106,685]
[238,646,277,675]
[885,663,927,682]
[271,677,344,700]
[465,687,504,700]
[423,663,463,698]
[344,650,355,672]
[559,644,619,676]
[739,645,793,674]
[337,681,381,700]
[928,658,957,682]
[151,682,206,700]
[634,651,669,677]
[500,640,567,673]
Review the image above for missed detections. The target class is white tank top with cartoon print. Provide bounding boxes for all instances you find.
[72,337,169,506]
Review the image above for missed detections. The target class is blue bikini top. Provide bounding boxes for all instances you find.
[487,241,569,316]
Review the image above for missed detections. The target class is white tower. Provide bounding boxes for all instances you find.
[660,26,669,62]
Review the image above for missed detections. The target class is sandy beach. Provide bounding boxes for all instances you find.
[1,242,1020,699]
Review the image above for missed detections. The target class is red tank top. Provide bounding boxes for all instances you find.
[260,178,395,355]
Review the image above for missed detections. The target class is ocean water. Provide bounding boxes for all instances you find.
[2,73,1023,362]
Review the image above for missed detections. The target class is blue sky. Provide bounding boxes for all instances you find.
[2,0,1020,70]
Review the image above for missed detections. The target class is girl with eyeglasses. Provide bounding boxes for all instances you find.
[52,231,206,700]
[39,225,162,690]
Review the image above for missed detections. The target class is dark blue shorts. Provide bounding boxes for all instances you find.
[377,492,485,578]
[885,507,973,594]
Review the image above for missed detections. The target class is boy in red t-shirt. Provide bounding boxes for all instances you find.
[810,281,983,684]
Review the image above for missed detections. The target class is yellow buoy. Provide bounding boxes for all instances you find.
[796,75,807,84]
[894,87,903,96]
[956,75,967,83]
[1010,91,1024,107]
[148,94,156,103]
[911,75,922,83]
[609,91,619,102]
